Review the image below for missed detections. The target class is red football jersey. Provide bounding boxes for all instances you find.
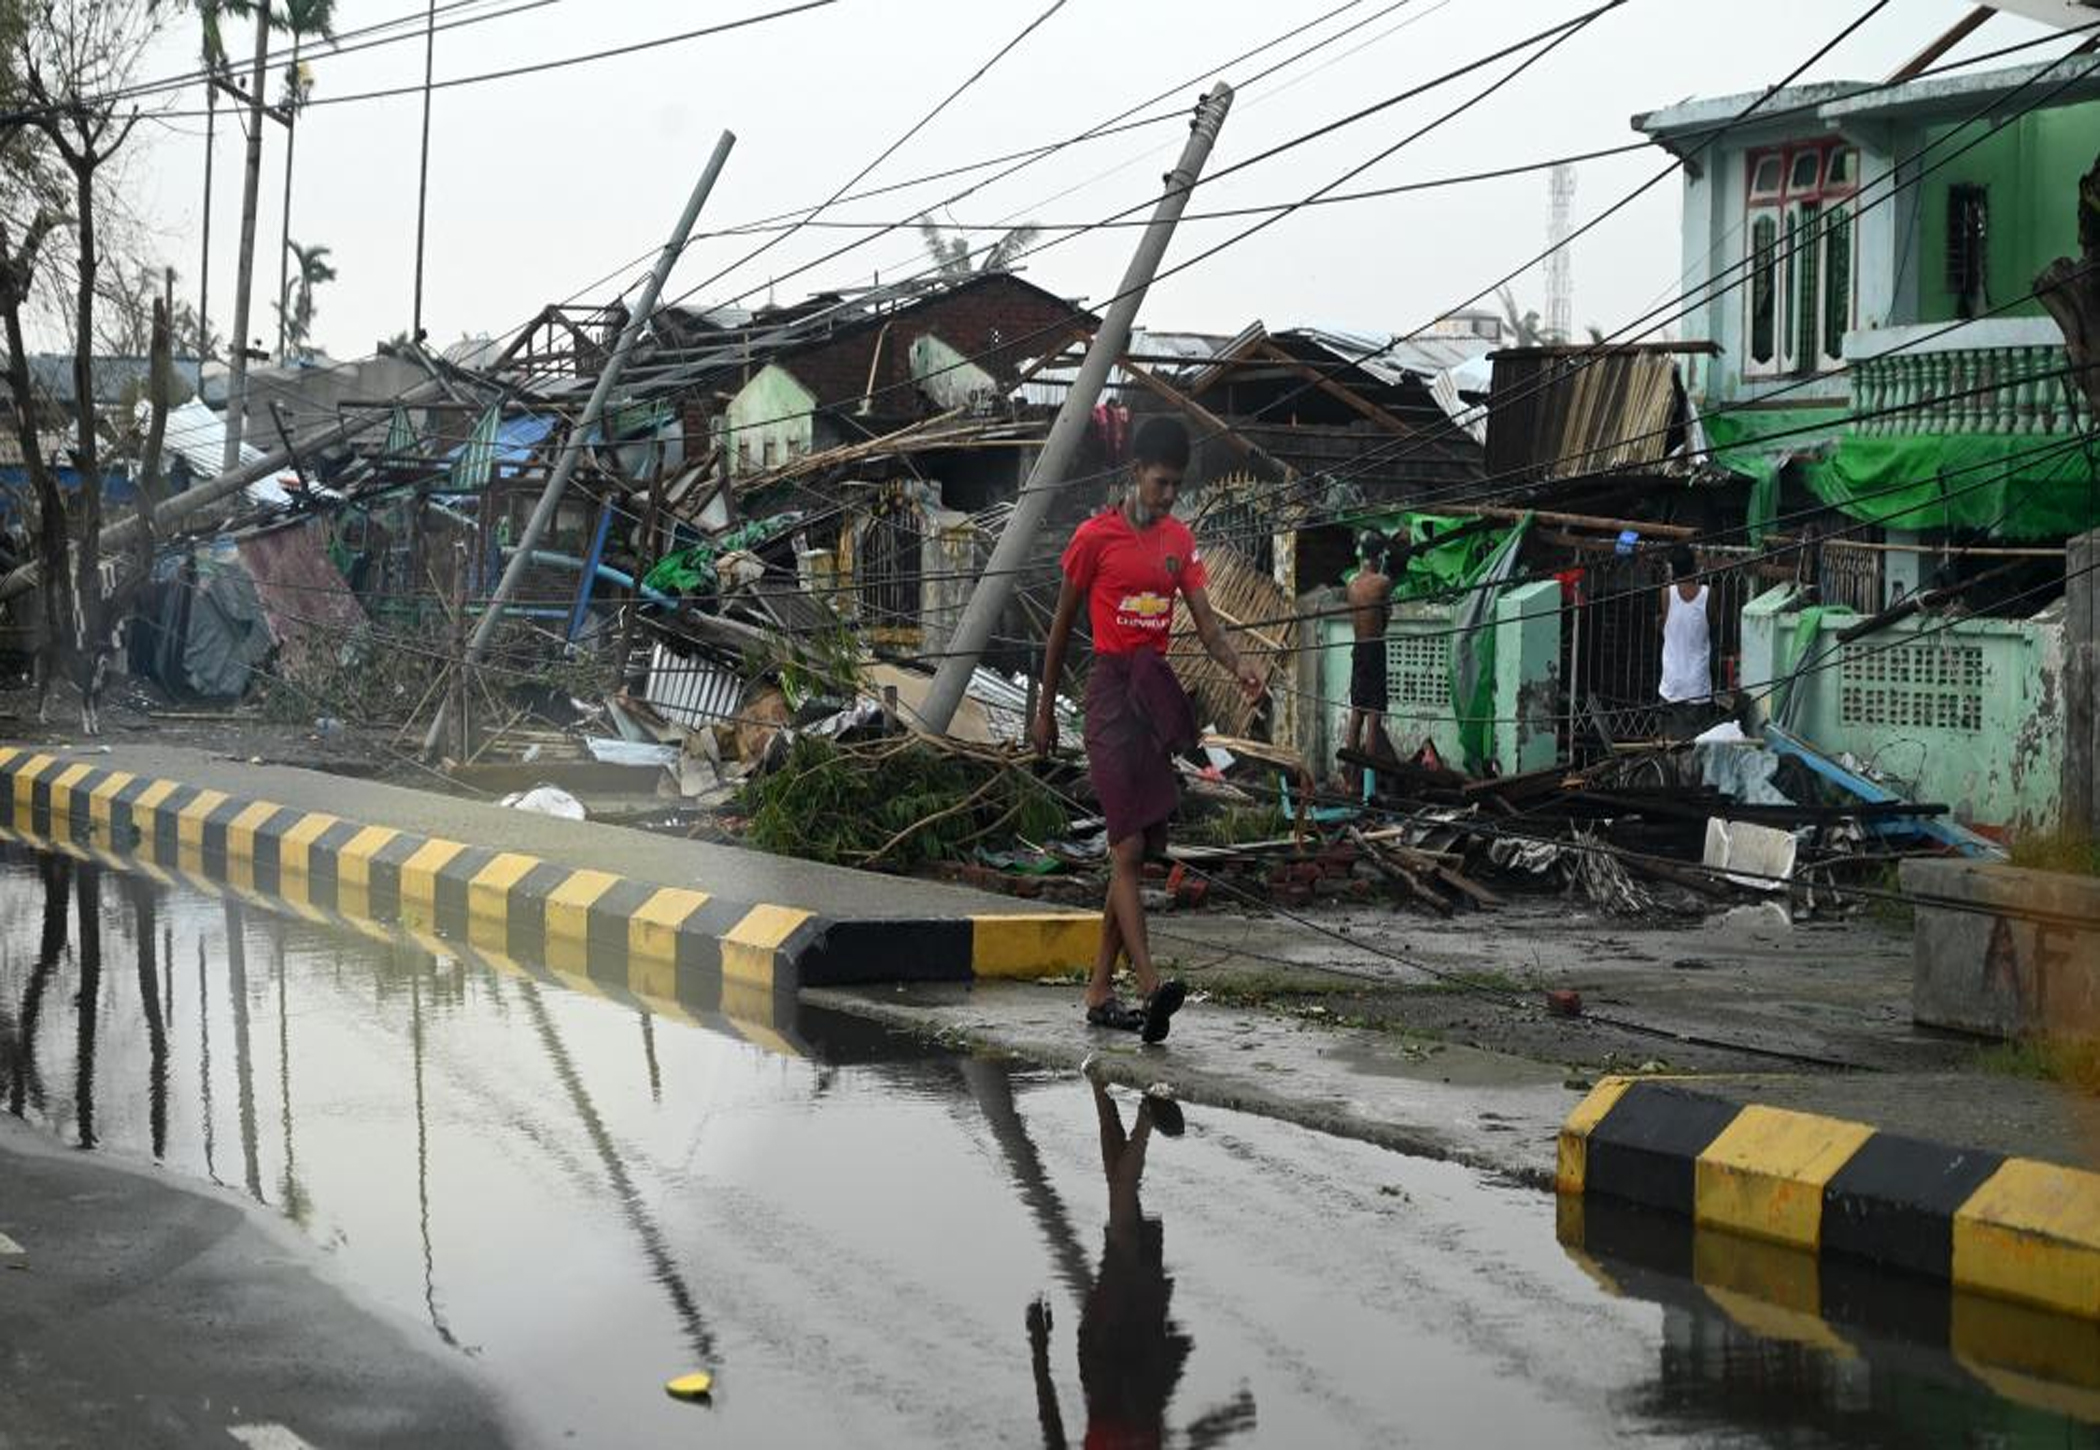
[1060,508,1208,655]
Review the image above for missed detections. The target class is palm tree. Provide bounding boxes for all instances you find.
[273,238,333,358]
[149,0,242,358]
[153,0,334,464]
[916,214,1040,279]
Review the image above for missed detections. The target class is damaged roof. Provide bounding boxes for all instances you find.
[596,271,1097,405]
[17,353,205,408]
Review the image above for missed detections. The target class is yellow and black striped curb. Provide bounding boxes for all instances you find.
[1559,1076,2100,1321]
[0,748,1097,993]
[0,813,807,1060]
[1558,1193,2100,1425]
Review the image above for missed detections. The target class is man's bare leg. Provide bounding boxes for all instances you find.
[1087,835,1160,1011]
[1086,900,1125,1009]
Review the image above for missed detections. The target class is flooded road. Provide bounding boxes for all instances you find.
[2,841,2096,1448]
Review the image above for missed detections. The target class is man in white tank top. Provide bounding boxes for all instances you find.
[1658,544,1713,737]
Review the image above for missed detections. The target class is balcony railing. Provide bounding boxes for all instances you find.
[1846,319,2094,437]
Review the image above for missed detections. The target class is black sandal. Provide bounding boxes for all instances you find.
[1140,1093,1186,1137]
[1086,998,1144,1031]
[1140,979,1188,1044]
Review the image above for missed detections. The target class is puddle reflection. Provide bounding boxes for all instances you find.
[1560,1195,2100,1440]
[1015,1076,1256,1449]
[5,836,2095,1448]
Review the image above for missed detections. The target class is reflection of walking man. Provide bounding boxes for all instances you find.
[1025,1079,1256,1450]
[1343,531,1392,789]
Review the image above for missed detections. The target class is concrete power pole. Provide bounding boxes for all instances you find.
[222,1,272,470]
[421,130,737,759]
[917,84,1234,735]
[1545,162,1576,344]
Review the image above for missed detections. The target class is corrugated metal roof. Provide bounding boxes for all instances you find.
[1012,323,1496,408]
[1283,327,1496,383]
[1010,327,1237,407]
[644,642,743,728]
[154,399,298,507]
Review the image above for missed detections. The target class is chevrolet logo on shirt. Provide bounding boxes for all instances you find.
[1117,592,1173,621]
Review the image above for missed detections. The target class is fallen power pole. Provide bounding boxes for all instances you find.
[421,129,737,759]
[917,83,1233,734]
[0,377,450,607]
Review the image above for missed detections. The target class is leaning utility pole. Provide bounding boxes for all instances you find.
[918,84,1233,734]
[421,130,737,759]
[412,0,436,340]
[222,0,271,469]
[274,30,301,359]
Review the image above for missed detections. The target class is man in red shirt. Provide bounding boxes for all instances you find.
[1031,418,1263,1042]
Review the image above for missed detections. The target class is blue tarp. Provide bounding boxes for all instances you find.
[441,413,556,480]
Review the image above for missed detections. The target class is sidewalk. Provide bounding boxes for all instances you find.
[0,1116,512,1448]
[15,738,2099,1193]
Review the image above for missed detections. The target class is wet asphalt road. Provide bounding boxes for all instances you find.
[2,844,2096,1449]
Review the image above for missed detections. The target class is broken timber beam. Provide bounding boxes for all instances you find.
[1251,339,1414,437]
[1115,354,1296,481]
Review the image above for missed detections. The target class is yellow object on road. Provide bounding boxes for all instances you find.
[664,1371,715,1402]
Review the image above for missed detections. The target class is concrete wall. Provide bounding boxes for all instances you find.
[1495,579,1562,774]
[1309,583,1559,778]
[240,354,424,439]
[1915,101,2100,324]
[1671,98,2100,402]
[1741,584,2066,835]
[1903,858,2100,1039]
[720,364,818,480]
[908,333,998,413]
[2066,529,2100,840]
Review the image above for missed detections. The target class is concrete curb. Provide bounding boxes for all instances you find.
[1558,1076,2100,1320]
[0,812,810,1060]
[0,746,1096,993]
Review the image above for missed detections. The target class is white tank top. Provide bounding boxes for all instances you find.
[1659,584,1711,703]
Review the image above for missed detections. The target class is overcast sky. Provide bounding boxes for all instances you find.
[99,0,2069,365]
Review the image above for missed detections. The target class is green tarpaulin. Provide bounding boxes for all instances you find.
[641,511,806,597]
[1701,405,1846,545]
[1346,512,1512,601]
[1703,405,2099,541]
[1346,511,1525,774]
[1800,432,2100,540]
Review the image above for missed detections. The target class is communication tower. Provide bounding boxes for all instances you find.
[1545,163,1576,343]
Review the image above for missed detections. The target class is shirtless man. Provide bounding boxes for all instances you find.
[1344,531,1393,788]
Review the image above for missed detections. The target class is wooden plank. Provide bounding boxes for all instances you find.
[1252,340,1414,438]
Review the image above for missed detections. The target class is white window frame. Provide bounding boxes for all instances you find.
[1742,141,1858,380]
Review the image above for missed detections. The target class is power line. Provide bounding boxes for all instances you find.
[1,0,843,125]
[671,0,1073,306]
[580,0,2057,475]
[1271,29,2100,514]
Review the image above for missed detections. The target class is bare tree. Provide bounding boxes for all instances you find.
[5,0,163,726]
